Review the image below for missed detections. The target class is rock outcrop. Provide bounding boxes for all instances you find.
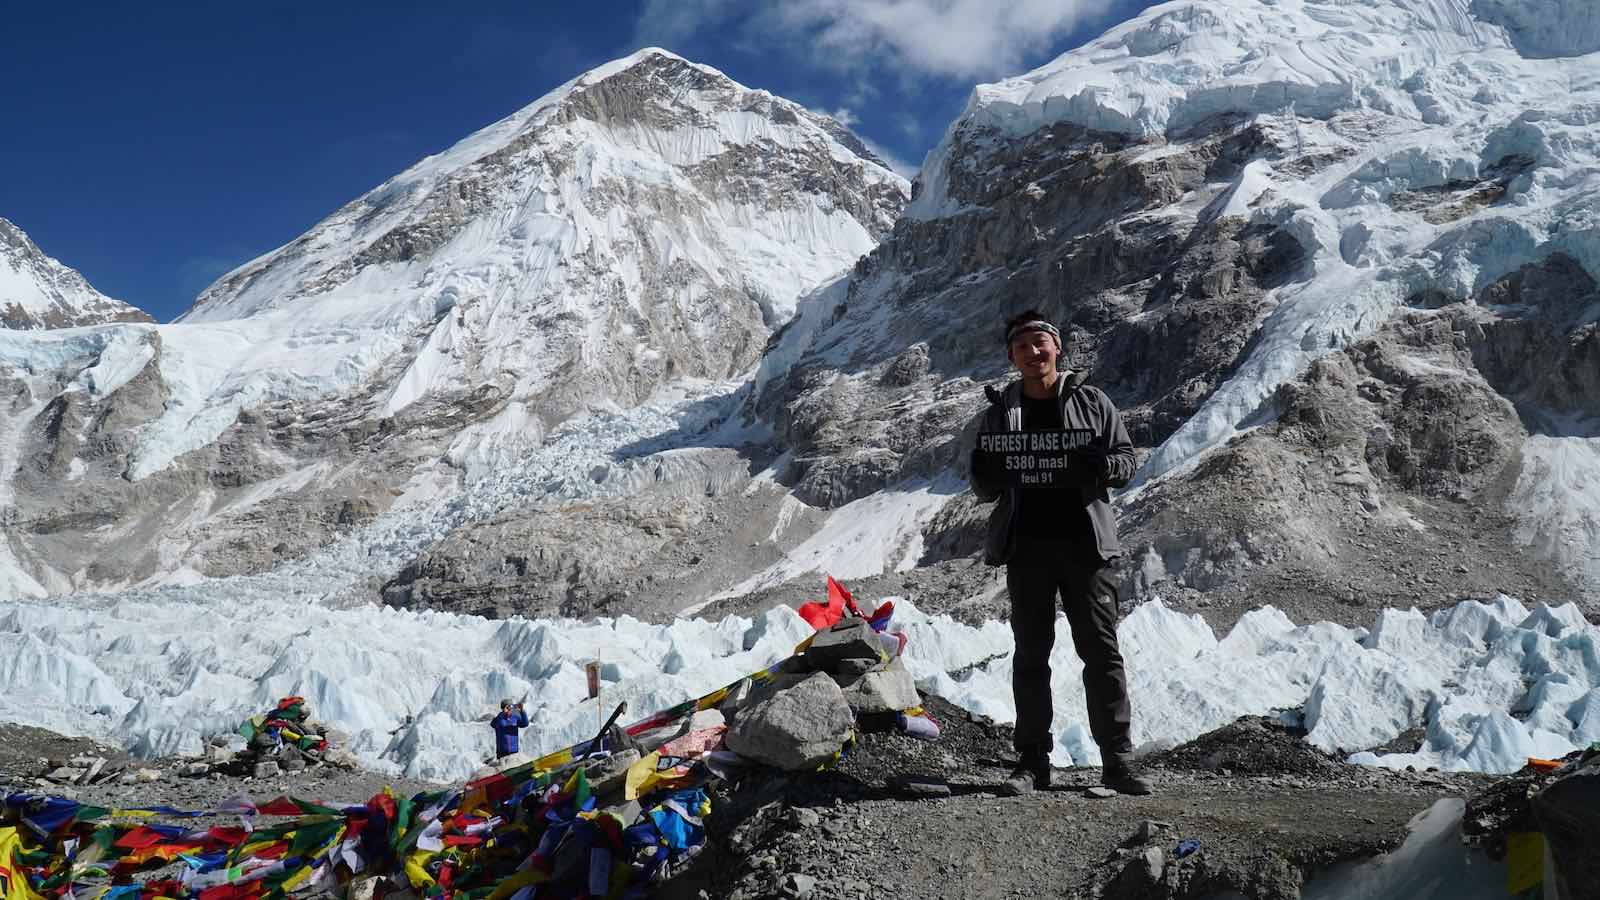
[1117,253,1597,626]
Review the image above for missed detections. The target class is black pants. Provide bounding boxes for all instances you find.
[1006,543,1132,761]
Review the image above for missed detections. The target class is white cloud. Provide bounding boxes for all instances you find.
[633,0,743,47]
[638,0,1118,80]
[632,0,1103,177]
[788,0,1118,78]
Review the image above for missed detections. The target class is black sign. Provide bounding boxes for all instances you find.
[976,429,1095,488]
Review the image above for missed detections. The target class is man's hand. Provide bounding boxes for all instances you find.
[970,447,999,483]
[1068,444,1107,485]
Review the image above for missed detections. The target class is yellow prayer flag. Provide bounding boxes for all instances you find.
[0,827,46,900]
[1506,831,1545,894]
[623,751,663,801]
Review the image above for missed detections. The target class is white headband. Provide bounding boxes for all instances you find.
[1004,320,1061,346]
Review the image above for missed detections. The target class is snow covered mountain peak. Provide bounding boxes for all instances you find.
[183,48,904,326]
[0,218,151,330]
[165,45,906,452]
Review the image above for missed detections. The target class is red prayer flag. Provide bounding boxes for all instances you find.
[200,881,264,900]
[368,792,398,823]
[798,576,862,630]
[255,797,304,817]
[464,772,513,806]
[114,827,168,850]
[868,600,895,631]
[142,879,186,898]
[829,575,863,617]
[207,826,249,847]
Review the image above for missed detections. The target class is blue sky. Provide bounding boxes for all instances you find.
[2,1,1148,322]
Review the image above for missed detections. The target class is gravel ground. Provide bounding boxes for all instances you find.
[0,723,447,811]
[656,697,1495,900]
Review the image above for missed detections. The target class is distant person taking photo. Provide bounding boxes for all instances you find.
[491,699,529,760]
[968,309,1150,796]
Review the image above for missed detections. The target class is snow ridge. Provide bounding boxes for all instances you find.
[0,218,151,330]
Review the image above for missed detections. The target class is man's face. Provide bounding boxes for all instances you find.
[1008,329,1059,380]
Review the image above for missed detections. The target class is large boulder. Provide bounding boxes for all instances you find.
[725,672,855,771]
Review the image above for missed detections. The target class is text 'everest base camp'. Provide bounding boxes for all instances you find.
[2,1,1600,898]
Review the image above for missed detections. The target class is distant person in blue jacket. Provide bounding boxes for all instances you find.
[491,699,528,759]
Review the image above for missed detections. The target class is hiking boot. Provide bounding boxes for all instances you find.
[1102,757,1152,795]
[1000,753,1051,795]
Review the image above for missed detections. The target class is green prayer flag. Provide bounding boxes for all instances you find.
[288,820,343,857]
[390,795,416,852]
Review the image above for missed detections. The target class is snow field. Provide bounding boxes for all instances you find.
[705,476,962,604]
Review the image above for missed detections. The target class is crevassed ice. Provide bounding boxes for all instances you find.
[3,588,1594,782]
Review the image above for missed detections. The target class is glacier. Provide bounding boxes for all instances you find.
[4,571,1595,782]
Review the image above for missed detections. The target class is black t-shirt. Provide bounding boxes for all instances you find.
[1015,393,1101,564]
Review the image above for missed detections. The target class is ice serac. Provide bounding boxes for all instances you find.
[751,0,1600,607]
[2,591,1593,781]
[0,218,152,330]
[0,48,906,595]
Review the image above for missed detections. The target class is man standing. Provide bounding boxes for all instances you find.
[968,310,1150,796]
[491,699,529,760]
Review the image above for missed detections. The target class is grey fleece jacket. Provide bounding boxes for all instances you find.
[965,371,1137,566]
